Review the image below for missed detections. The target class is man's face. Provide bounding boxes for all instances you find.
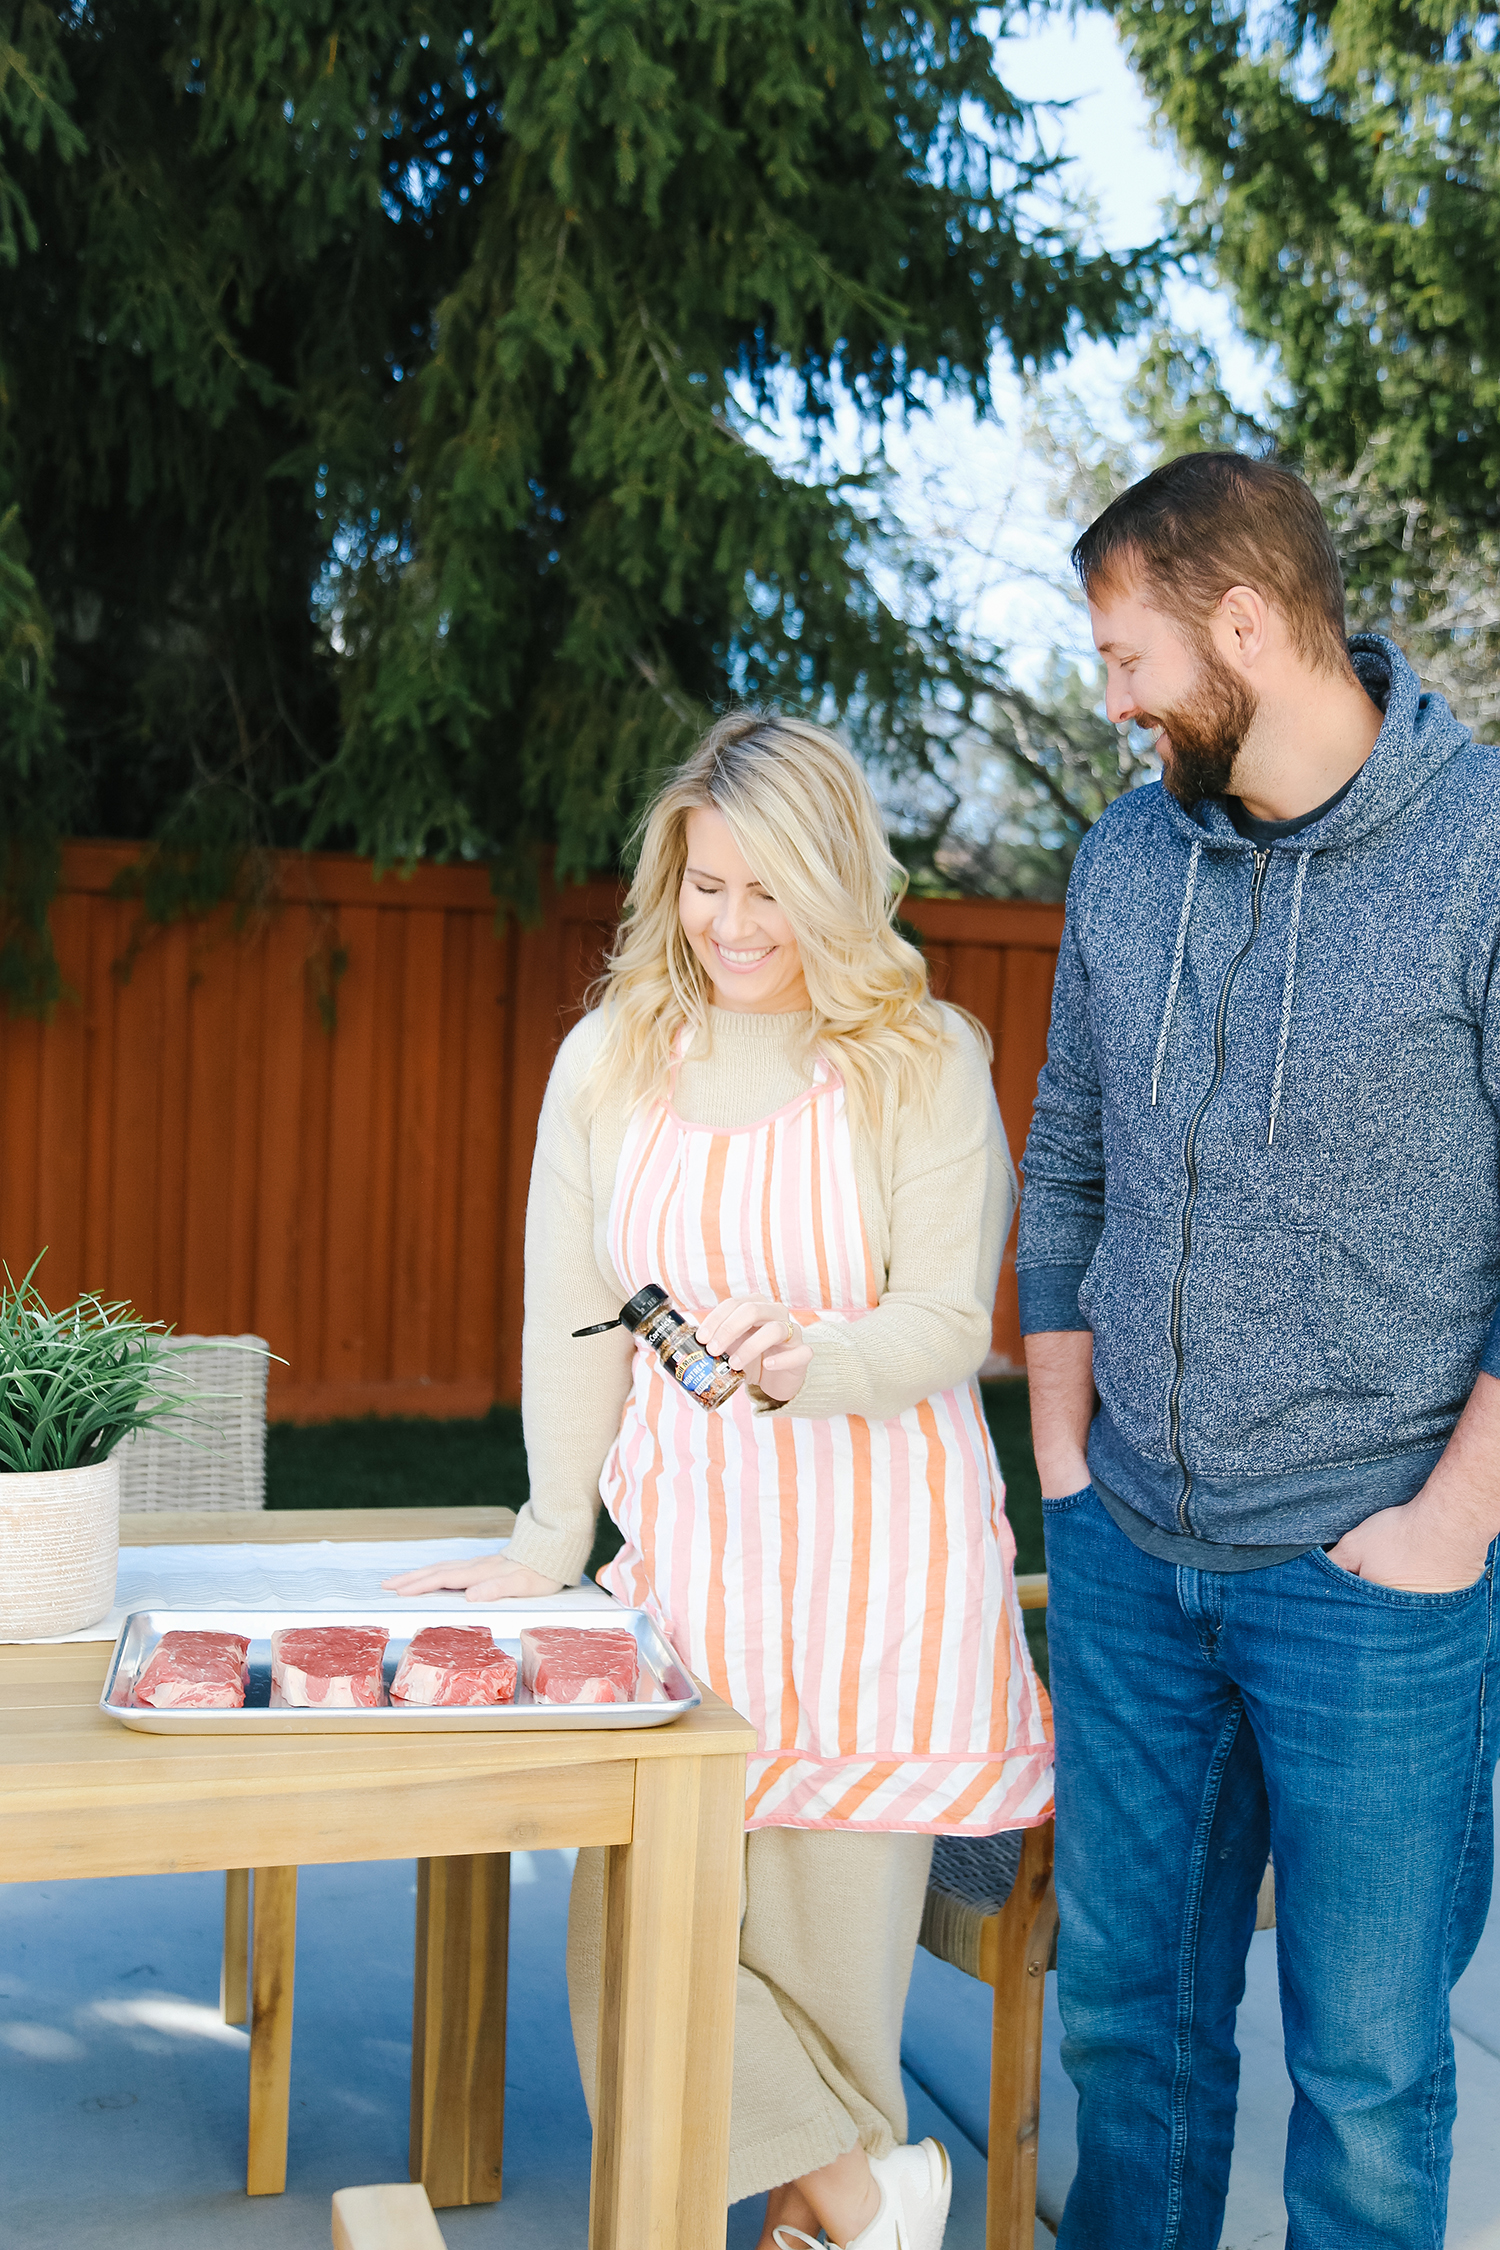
[1087,576,1257,807]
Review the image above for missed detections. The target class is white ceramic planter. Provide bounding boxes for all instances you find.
[0,1456,120,1640]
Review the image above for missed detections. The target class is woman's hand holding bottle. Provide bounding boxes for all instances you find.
[695,1296,811,1404]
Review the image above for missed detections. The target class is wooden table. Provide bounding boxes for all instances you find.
[0,1508,755,2247]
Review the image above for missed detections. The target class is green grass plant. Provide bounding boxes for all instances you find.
[0,1259,196,1474]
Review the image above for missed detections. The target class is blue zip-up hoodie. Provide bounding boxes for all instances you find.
[1016,635,1500,1548]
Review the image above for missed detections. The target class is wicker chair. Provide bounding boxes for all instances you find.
[918,1577,1276,2250]
[116,1333,270,1512]
[920,1816,1059,2250]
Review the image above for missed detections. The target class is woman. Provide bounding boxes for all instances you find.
[388,713,1052,2249]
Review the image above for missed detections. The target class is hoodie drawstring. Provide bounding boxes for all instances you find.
[1266,849,1309,1146]
[1150,838,1309,1139]
[1151,839,1201,1107]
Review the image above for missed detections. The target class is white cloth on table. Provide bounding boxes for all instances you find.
[45,1539,620,1642]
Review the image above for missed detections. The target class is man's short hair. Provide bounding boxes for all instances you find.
[1071,451,1350,673]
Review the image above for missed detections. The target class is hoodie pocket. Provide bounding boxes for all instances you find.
[1175,1215,1336,1469]
[1081,1205,1339,1473]
[1078,1204,1180,1462]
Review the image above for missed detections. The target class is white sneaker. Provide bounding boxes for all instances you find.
[770,2139,951,2250]
[863,2139,952,2250]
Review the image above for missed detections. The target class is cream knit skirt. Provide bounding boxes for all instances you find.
[567,1826,934,2205]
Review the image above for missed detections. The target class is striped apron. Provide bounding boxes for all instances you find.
[597,1059,1053,1832]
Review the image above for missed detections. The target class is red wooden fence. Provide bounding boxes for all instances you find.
[0,843,1062,1420]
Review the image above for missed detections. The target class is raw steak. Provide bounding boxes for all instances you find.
[519,1626,638,1706]
[133,1629,251,1711]
[271,1625,389,1707]
[390,1626,518,1707]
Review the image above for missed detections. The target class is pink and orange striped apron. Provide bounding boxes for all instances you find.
[597,1058,1053,1832]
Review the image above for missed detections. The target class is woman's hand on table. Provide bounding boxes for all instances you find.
[380,1554,564,1602]
[696,1295,811,1405]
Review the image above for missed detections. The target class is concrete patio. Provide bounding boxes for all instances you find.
[3,1779,1497,2250]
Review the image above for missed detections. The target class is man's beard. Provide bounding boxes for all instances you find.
[1143,645,1258,807]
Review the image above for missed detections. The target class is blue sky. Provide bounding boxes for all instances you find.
[886,8,1275,677]
[744,11,1275,687]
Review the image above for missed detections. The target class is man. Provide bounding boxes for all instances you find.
[1018,450,1499,2248]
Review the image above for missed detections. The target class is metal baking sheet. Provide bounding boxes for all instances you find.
[100,1606,700,1734]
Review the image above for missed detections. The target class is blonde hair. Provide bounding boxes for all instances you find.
[584,711,988,1130]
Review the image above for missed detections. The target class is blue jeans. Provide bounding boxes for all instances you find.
[1044,1488,1498,2250]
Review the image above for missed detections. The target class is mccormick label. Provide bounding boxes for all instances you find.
[576,1284,744,1409]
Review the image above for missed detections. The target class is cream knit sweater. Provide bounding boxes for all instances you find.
[505,1003,1015,1586]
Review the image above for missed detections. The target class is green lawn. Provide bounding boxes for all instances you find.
[266,1408,530,1514]
[267,1376,1048,1680]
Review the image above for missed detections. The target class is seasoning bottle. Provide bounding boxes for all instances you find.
[573,1284,744,1409]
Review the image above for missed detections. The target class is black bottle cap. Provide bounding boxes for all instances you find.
[620,1283,670,1330]
[573,1284,673,1340]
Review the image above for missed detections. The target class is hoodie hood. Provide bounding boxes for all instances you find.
[1160,634,1475,857]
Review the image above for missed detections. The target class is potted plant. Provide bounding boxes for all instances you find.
[0,1259,194,1639]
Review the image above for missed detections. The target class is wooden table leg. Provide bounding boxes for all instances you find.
[590,1753,744,2250]
[410,1853,509,2208]
[221,1868,250,2025]
[247,1865,298,2196]
[984,1821,1058,2250]
[673,1755,745,2247]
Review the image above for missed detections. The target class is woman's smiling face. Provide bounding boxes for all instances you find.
[678,805,810,1014]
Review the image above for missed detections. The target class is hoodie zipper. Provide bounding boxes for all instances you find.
[1167,849,1271,1532]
